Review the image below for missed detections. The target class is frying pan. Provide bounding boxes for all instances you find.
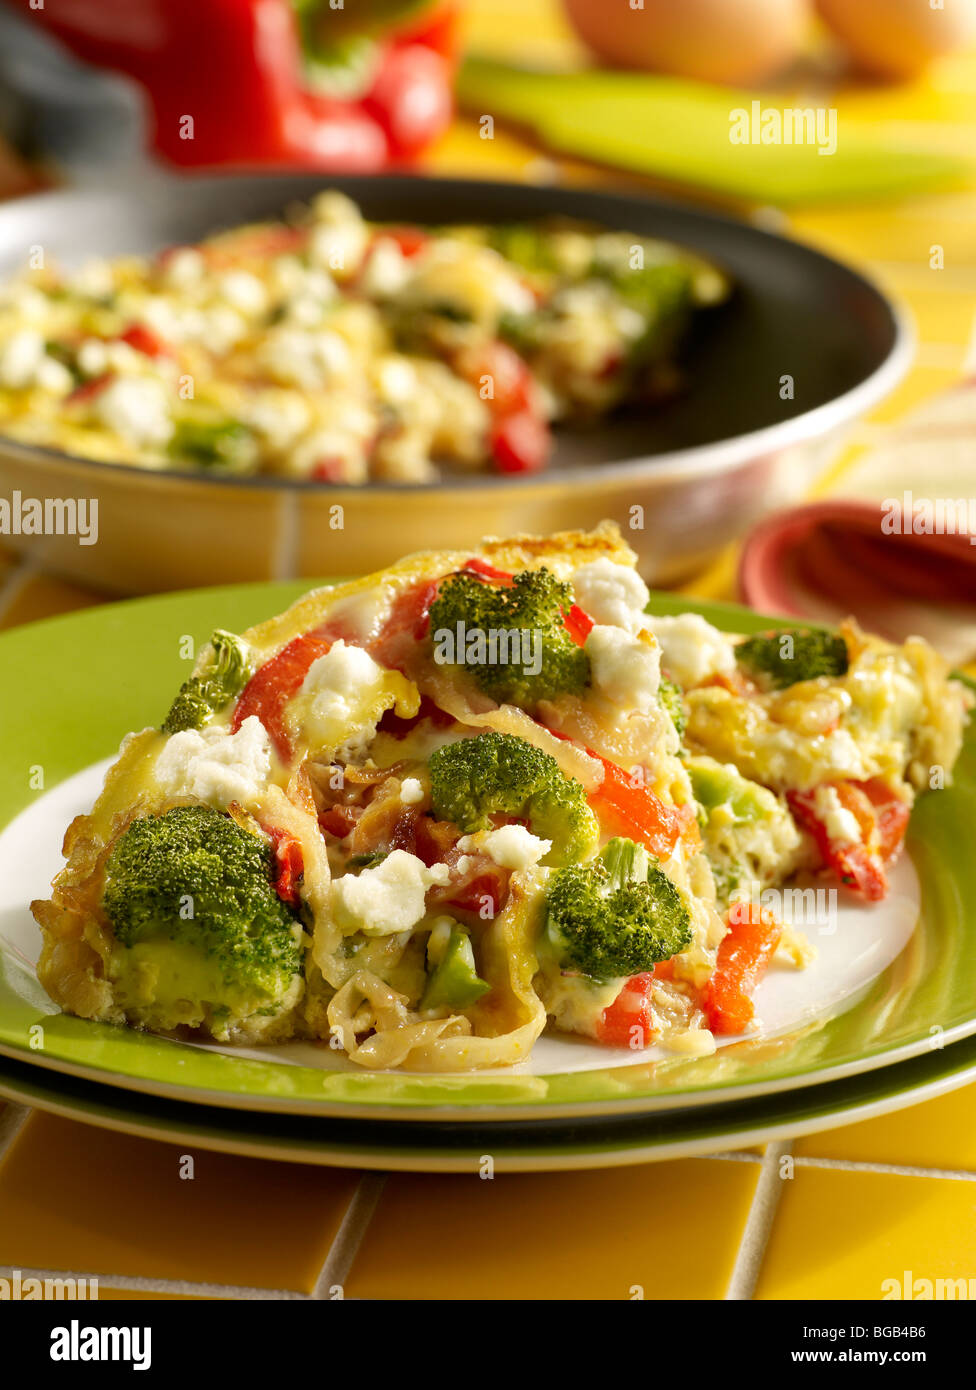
[0,173,911,592]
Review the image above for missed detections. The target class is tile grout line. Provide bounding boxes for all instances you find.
[0,1102,30,1165]
[724,1140,792,1301]
[0,1174,390,1302]
[310,1172,387,1300]
[0,1263,309,1301]
[792,1155,976,1182]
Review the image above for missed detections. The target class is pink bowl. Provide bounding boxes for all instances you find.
[738,499,976,646]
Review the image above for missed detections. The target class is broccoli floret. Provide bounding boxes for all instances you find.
[428,566,590,709]
[102,806,302,1001]
[428,731,598,867]
[162,629,253,734]
[167,417,257,472]
[486,223,563,275]
[658,675,687,738]
[735,628,849,689]
[546,837,692,982]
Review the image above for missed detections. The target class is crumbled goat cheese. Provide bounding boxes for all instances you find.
[259,327,351,390]
[584,623,662,715]
[458,824,552,870]
[331,850,450,937]
[218,270,268,317]
[243,391,312,450]
[154,715,272,809]
[296,640,392,753]
[644,613,736,689]
[69,259,115,298]
[162,247,205,291]
[572,558,652,634]
[812,785,863,846]
[0,330,44,389]
[400,777,424,805]
[358,237,412,297]
[96,377,174,448]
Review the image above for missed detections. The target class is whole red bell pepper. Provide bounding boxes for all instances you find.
[6,0,458,170]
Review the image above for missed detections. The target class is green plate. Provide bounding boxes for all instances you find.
[3,1026,976,1172]
[0,582,973,1122]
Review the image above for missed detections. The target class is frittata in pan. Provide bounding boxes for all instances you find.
[0,192,727,483]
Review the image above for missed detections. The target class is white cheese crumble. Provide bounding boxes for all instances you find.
[458,824,552,870]
[0,330,71,393]
[812,785,862,846]
[243,390,312,450]
[154,715,272,809]
[295,639,406,755]
[358,237,412,297]
[77,338,109,377]
[258,326,351,390]
[162,247,205,291]
[95,377,174,448]
[572,558,651,634]
[399,777,424,805]
[331,850,450,937]
[308,220,369,279]
[218,270,268,317]
[584,623,662,716]
[644,613,736,689]
[69,258,115,298]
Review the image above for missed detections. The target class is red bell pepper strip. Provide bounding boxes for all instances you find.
[562,602,594,646]
[856,777,911,863]
[587,752,701,859]
[67,372,113,405]
[455,341,536,416]
[701,901,782,1036]
[598,972,658,1049]
[232,628,340,760]
[264,826,304,907]
[490,410,551,475]
[463,557,513,584]
[119,324,170,358]
[786,780,900,902]
[453,340,552,475]
[376,225,431,259]
[22,0,458,172]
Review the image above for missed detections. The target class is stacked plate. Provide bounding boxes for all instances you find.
[2,584,975,1172]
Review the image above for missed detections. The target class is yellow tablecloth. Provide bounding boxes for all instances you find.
[2,0,976,1301]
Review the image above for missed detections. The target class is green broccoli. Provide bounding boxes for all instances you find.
[658,675,687,739]
[167,417,257,472]
[545,837,692,982]
[428,731,598,867]
[102,806,303,1006]
[735,628,849,689]
[428,566,590,709]
[162,629,253,734]
[486,223,563,275]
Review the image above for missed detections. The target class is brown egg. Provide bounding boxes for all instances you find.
[816,0,976,79]
[562,0,809,85]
